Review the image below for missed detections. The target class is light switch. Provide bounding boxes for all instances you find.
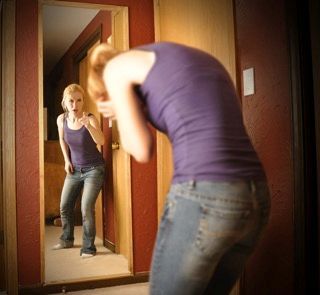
[243,67,255,96]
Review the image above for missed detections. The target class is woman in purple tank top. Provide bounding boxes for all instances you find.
[52,83,105,258]
[88,43,270,294]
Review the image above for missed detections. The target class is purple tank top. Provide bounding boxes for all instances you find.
[63,115,104,168]
[136,42,265,183]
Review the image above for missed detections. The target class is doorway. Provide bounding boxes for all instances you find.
[38,0,132,284]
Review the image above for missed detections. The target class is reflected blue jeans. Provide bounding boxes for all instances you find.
[150,180,270,295]
[59,165,105,255]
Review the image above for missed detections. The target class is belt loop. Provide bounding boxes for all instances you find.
[250,180,256,194]
[188,180,195,189]
[250,180,258,211]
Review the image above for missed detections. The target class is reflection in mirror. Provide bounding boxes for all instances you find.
[42,2,130,283]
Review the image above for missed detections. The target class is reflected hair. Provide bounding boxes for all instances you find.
[87,43,119,101]
[61,83,85,112]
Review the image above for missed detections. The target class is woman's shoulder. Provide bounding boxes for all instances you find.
[57,113,66,126]
[107,49,156,85]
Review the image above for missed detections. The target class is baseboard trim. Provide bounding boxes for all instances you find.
[104,238,116,252]
[18,283,43,295]
[19,273,149,294]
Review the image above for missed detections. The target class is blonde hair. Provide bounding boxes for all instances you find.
[61,83,85,112]
[87,43,119,101]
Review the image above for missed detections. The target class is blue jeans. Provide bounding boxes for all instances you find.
[59,165,105,254]
[150,180,270,295]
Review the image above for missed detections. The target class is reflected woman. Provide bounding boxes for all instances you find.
[52,83,105,258]
[87,42,270,294]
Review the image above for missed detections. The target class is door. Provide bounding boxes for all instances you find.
[154,0,237,216]
[154,0,240,294]
[79,40,104,241]
[108,8,132,267]
[0,1,5,289]
[76,7,132,265]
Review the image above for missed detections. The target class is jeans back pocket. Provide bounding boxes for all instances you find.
[195,203,253,258]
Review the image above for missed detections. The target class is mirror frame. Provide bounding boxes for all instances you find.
[38,0,132,286]
[1,0,18,294]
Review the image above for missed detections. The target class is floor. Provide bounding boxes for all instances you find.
[52,283,149,295]
[45,225,131,283]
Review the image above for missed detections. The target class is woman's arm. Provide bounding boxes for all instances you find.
[78,112,105,146]
[103,50,155,163]
[57,114,74,174]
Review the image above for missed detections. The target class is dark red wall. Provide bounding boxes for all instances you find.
[68,0,155,48]
[15,0,156,286]
[235,0,294,293]
[16,0,40,285]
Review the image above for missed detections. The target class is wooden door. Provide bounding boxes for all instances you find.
[154,1,240,294]
[154,0,237,218]
[79,41,104,241]
[78,7,132,266]
[108,8,132,266]
[0,1,5,289]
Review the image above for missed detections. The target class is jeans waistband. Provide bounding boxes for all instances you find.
[170,179,266,204]
[172,179,259,191]
[73,165,104,173]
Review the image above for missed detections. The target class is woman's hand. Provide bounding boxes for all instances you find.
[79,113,105,146]
[65,161,74,174]
[96,101,116,119]
[78,112,91,128]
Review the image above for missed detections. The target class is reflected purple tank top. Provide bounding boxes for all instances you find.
[63,115,104,169]
[136,42,265,183]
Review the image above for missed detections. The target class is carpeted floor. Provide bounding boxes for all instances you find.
[45,225,131,283]
[52,282,149,295]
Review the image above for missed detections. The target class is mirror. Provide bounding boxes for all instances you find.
[40,1,132,284]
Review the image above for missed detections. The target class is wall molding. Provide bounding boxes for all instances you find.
[19,273,149,294]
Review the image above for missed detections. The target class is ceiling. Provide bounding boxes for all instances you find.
[42,5,100,76]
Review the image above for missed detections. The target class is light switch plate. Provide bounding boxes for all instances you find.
[243,67,255,96]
